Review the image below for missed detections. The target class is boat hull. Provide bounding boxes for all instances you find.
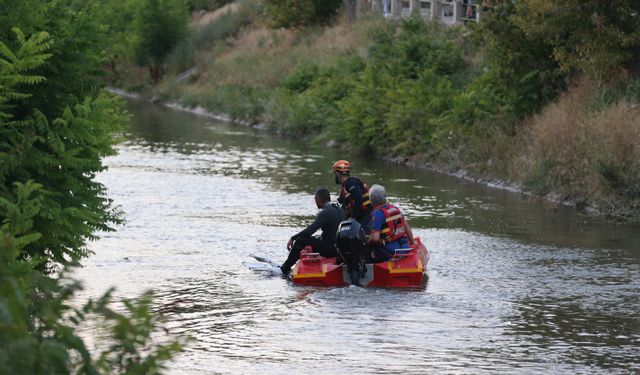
[291,237,429,288]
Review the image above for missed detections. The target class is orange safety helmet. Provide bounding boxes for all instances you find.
[332,160,351,174]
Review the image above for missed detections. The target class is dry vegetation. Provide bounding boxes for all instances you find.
[147,7,383,122]
[511,79,640,220]
[193,3,241,26]
[192,13,378,88]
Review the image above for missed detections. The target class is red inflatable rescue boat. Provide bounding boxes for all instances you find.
[291,237,429,288]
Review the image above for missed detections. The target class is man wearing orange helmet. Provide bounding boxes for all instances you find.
[332,160,372,230]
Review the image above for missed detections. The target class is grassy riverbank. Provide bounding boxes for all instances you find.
[113,1,640,223]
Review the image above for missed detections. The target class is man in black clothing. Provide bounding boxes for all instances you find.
[280,188,346,275]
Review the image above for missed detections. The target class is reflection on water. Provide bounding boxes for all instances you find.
[73,101,640,374]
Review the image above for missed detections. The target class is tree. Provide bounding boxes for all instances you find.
[513,0,640,79]
[476,0,565,118]
[0,28,185,375]
[133,0,189,83]
[1,22,126,271]
[0,0,107,118]
[98,0,140,82]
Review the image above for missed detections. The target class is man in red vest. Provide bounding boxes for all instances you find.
[365,184,415,262]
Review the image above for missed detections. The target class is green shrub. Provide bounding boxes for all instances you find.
[624,78,640,104]
[281,63,320,93]
[513,0,640,80]
[267,17,471,154]
[384,70,455,154]
[271,56,365,137]
[262,0,343,28]
[331,18,468,154]
[476,0,565,119]
[369,17,465,80]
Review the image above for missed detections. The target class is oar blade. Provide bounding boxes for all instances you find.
[250,253,279,268]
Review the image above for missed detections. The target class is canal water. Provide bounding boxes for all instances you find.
[74,100,640,374]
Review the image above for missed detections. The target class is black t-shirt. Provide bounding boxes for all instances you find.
[291,203,346,243]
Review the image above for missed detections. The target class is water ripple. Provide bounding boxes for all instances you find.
[72,101,640,374]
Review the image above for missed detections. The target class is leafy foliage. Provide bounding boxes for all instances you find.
[476,0,565,119]
[133,0,189,82]
[1,29,126,271]
[0,15,186,374]
[270,55,364,137]
[272,18,467,155]
[1,0,109,118]
[262,0,343,28]
[98,0,141,81]
[513,0,640,79]
[0,28,52,115]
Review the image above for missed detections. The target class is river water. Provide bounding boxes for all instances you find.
[74,101,640,374]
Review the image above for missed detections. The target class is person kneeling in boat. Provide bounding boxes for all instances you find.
[365,184,415,262]
[279,188,347,275]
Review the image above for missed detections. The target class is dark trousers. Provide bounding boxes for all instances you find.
[281,237,337,273]
[369,246,392,263]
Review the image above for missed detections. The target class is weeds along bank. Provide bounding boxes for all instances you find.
[513,80,640,222]
[113,0,640,223]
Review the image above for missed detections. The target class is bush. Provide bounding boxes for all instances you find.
[513,0,640,79]
[270,55,364,137]
[369,17,465,79]
[281,63,320,92]
[0,24,126,271]
[476,0,566,119]
[343,18,466,155]
[262,0,343,28]
[272,17,467,155]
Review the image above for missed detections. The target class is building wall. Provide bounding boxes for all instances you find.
[357,0,482,24]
